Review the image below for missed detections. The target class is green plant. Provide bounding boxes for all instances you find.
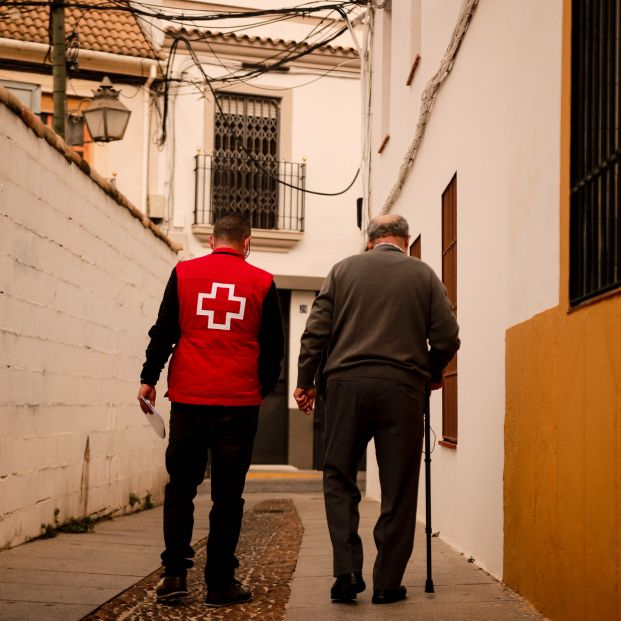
[129,492,140,508]
[40,523,57,539]
[39,508,96,538]
[58,516,95,534]
[143,491,154,510]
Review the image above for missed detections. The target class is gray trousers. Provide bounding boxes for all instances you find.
[323,378,425,590]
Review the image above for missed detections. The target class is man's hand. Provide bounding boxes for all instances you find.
[294,387,316,415]
[427,379,444,391]
[138,384,157,414]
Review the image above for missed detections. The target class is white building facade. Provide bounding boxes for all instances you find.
[364,0,563,579]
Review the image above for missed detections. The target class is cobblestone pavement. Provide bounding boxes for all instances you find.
[80,499,303,621]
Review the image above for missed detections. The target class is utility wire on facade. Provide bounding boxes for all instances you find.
[0,0,365,195]
[380,0,479,214]
[164,35,361,197]
[0,0,363,22]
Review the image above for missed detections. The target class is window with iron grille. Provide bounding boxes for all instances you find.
[441,174,458,447]
[212,92,280,229]
[569,0,620,305]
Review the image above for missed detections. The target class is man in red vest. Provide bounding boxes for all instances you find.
[138,214,285,607]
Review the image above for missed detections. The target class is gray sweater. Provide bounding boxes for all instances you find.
[297,244,460,392]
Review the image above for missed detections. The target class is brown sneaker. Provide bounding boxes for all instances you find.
[155,575,189,601]
[205,580,252,607]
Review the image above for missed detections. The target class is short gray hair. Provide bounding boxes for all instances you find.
[367,214,409,242]
[213,213,251,243]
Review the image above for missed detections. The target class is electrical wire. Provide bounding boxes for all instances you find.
[0,0,364,196]
[169,35,360,197]
[0,0,362,23]
[0,0,360,89]
[208,58,360,92]
[146,55,358,100]
[183,12,352,86]
[131,0,358,141]
[381,0,479,213]
[128,0,359,23]
[154,10,357,101]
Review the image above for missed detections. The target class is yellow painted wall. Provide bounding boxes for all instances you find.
[504,1,621,619]
[505,298,621,621]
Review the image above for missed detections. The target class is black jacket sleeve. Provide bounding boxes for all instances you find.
[258,281,285,398]
[140,267,180,386]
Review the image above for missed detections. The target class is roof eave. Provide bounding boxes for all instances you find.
[0,37,161,79]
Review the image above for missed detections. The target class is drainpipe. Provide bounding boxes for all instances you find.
[51,0,66,137]
[142,63,157,215]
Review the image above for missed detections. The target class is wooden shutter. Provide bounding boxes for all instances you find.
[410,234,421,258]
[441,174,458,446]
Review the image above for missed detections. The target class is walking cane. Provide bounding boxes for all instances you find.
[424,388,435,593]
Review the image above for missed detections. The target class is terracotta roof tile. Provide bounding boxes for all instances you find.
[0,0,159,59]
[167,27,359,59]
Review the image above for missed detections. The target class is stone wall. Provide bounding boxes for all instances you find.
[0,86,179,549]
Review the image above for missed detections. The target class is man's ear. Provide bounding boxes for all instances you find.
[208,235,215,249]
[367,240,374,250]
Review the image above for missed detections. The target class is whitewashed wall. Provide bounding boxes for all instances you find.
[365,0,562,578]
[0,92,178,549]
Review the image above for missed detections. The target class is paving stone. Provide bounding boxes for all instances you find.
[0,475,546,621]
[0,601,95,621]
[81,499,303,621]
[0,567,137,589]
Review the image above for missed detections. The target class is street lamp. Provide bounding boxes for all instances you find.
[83,77,132,143]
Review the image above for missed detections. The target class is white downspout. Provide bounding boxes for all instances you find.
[142,63,157,215]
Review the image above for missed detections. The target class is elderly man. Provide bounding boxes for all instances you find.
[139,214,284,607]
[294,214,459,605]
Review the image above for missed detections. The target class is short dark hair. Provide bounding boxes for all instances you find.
[367,214,409,242]
[213,213,251,243]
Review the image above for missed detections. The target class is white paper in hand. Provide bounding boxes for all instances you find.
[140,397,166,439]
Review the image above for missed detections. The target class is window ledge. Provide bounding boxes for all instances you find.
[567,285,621,313]
[438,440,457,450]
[192,224,303,253]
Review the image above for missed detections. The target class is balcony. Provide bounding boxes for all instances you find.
[193,154,306,252]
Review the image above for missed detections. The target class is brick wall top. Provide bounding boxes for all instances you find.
[0,84,181,254]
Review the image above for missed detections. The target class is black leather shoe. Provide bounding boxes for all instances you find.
[155,575,189,601]
[372,585,407,604]
[330,572,366,602]
[205,580,252,607]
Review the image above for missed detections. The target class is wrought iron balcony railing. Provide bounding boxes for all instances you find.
[194,154,306,232]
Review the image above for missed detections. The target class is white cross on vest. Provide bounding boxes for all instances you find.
[196,283,246,331]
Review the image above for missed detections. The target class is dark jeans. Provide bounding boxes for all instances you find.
[161,402,259,588]
[323,379,424,590]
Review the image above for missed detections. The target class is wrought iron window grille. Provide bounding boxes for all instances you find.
[194,92,306,232]
[569,0,620,306]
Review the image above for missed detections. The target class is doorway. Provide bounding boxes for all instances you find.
[252,289,290,464]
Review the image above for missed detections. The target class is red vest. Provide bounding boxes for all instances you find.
[167,248,274,405]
